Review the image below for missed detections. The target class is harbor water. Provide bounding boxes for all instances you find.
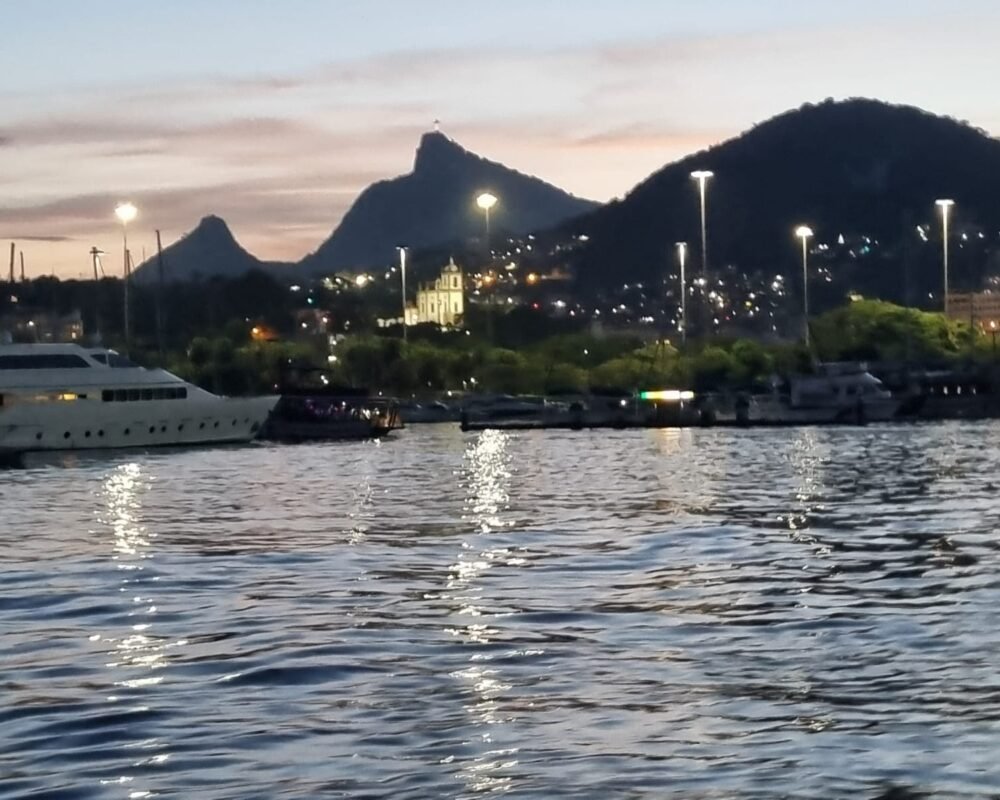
[2,423,1000,798]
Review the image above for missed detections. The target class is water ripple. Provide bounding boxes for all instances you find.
[2,424,1000,797]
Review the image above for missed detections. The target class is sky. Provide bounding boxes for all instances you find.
[2,0,1000,278]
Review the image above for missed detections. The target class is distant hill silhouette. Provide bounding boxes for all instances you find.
[564,99,1000,300]
[298,131,598,274]
[132,215,288,283]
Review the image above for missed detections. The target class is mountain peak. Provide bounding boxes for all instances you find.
[192,214,235,240]
[301,131,598,272]
[132,214,278,283]
[413,130,472,172]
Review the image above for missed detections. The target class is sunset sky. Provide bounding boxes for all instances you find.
[2,0,999,277]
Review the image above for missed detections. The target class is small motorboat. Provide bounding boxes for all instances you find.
[258,365,401,442]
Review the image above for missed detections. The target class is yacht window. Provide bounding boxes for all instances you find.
[127,389,140,401]
[102,389,114,402]
[115,389,127,402]
[0,354,92,369]
[141,389,153,401]
[107,353,139,368]
[90,354,108,365]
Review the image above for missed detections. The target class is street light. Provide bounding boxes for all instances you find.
[115,202,137,353]
[689,170,713,281]
[675,242,687,345]
[796,225,814,348]
[476,192,498,252]
[989,320,998,359]
[936,199,955,317]
[397,246,408,343]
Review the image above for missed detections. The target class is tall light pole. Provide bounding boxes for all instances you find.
[796,225,813,348]
[476,192,498,253]
[398,246,408,343]
[675,241,687,345]
[936,199,955,317]
[89,246,105,343]
[115,202,137,353]
[690,170,713,281]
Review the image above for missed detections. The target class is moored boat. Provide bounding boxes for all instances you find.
[259,394,401,442]
[750,362,899,423]
[0,343,278,455]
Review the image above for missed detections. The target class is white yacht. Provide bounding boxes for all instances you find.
[0,343,278,455]
[751,363,899,423]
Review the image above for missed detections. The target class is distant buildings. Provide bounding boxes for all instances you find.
[0,309,84,344]
[947,291,1000,329]
[407,258,464,327]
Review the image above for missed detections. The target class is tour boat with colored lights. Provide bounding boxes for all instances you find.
[0,343,278,455]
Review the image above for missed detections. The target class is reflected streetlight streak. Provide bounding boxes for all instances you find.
[442,429,521,794]
[98,462,175,793]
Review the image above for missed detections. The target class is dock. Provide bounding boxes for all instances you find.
[459,417,872,432]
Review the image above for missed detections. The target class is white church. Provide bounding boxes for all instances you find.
[406,258,465,328]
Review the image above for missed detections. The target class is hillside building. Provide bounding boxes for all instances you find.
[408,258,464,327]
[947,291,1000,329]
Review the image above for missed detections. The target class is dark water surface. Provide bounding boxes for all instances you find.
[3,424,1000,798]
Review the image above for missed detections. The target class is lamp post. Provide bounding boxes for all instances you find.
[115,202,138,353]
[990,320,998,359]
[796,225,814,348]
[476,192,498,253]
[398,246,408,343]
[675,241,687,345]
[689,170,713,281]
[936,199,955,317]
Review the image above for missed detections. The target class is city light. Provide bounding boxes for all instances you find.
[114,202,137,225]
[115,202,138,355]
[476,192,498,211]
[476,192,498,253]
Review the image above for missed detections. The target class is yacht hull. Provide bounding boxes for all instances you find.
[751,396,900,424]
[0,395,277,454]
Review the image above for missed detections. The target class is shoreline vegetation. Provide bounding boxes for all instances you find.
[156,300,988,398]
[2,270,990,398]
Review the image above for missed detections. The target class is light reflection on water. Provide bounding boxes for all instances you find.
[2,425,1000,797]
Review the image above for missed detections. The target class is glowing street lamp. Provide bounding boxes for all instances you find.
[689,170,713,281]
[675,241,688,344]
[476,192,498,251]
[115,202,138,352]
[936,199,955,317]
[796,225,814,348]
